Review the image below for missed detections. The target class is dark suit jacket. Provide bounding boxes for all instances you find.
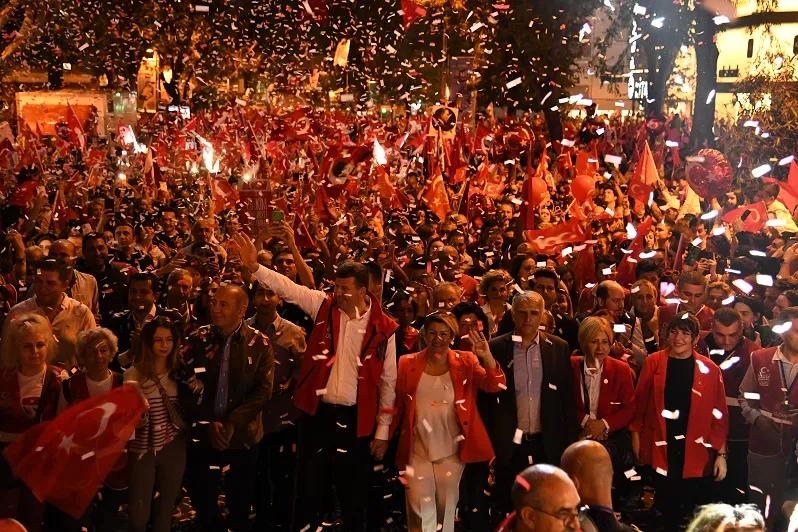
[483,331,579,467]
[180,321,275,449]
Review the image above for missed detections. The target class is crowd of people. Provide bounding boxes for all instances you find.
[0,100,795,532]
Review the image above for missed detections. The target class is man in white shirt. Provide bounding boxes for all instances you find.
[233,232,398,531]
[1,257,95,371]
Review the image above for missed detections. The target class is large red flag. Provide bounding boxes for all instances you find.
[524,219,587,255]
[616,218,654,287]
[210,177,240,213]
[422,169,451,221]
[66,103,86,153]
[763,161,798,212]
[634,141,660,185]
[401,0,427,28]
[3,385,145,519]
[721,201,768,233]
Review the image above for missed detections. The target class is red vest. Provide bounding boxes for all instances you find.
[64,371,124,405]
[0,366,62,443]
[709,336,756,442]
[749,348,798,456]
[293,294,399,438]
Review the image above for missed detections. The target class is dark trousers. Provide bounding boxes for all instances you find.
[294,404,372,532]
[185,440,260,532]
[43,486,125,532]
[254,426,298,530]
[493,434,547,519]
[650,469,712,530]
[713,440,749,506]
[459,461,491,531]
[0,450,44,532]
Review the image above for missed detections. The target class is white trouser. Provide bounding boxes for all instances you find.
[405,452,466,532]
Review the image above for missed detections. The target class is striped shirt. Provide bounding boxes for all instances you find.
[124,367,178,455]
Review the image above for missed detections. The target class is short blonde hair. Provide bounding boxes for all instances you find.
[577,316,614,357]
[1,313,56,368]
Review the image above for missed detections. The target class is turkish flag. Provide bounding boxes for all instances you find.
[575,146,598,177]
[210,177,240,213]
[763,161,798,212]
[85,148,106,169]
[375,165,408,210]
[280,108,315,140]
[422,170,451,221]
[524,219,587,255]
[627,176,654,206]
[721,201,768,233]
[66,103,86,153]
[401,0,427,28]
[616,217,654,287]
[573,244,596,287]
[634,140,660,185]
[473,121,494,154]
[3,385,145,519]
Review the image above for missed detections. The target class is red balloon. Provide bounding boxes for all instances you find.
[530,176,549,205]
[571,174,595,204]
[685,148,732,201]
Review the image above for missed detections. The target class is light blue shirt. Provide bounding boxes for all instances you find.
[513,334,542,434]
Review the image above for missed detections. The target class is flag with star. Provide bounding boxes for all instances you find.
[3,384,146,518]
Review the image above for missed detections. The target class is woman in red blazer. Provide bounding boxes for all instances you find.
[630,313,729,530]
[392,311,505,532]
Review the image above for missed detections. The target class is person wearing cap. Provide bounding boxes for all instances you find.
[391,311,505,531]
[631,313,728,530]
[483,290,578,518]
[739,306,798,528]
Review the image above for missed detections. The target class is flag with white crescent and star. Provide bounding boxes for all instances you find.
[3,384,146,518]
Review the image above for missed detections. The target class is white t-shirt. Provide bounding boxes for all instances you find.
[57,373,114,413]
[19,367,67,419]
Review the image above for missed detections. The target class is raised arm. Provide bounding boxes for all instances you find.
[233,232,326,319]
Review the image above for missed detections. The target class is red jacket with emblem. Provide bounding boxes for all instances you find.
[630,350,729,479]
[570,355,635,434]
[747,347,798,456]
[390,348,506,469]
[293,293,399,438]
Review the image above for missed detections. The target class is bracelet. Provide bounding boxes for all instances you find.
[717,452,728,458]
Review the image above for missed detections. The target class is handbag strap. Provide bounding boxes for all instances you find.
[150,372,182,430]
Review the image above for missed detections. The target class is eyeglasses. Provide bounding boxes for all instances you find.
[530,505,588,526]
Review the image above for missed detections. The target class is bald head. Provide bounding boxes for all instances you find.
[50,240,77,266]
[561,440,614,507]
[512,464,581,532]
[597,280,625,312]
[210,283,249,333]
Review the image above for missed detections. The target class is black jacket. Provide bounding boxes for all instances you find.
[482,331,579,466]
